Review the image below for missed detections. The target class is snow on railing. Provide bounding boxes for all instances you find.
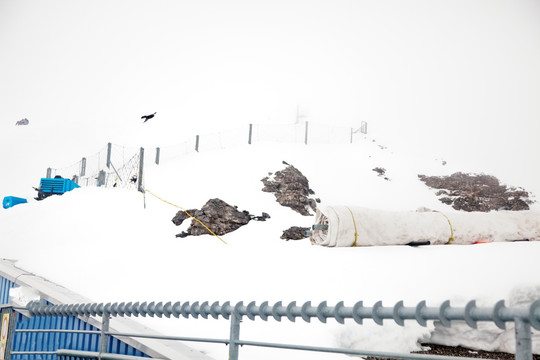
[23,299,540,360]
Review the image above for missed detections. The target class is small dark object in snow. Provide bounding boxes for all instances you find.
[251,212,271,221]
[373,167,389,180]
[406,240,431,247]
[141,112,156,122]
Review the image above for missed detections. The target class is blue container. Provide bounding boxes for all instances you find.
[39,178,80,194]
[2,196,28,209]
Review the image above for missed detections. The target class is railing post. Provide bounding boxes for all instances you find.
[515,317,532,360]
[155,147,160,165]
[248,124,253,145]
[99,311,110,360]
[195,135,200,152]
[304,121,309,145]
[228,312,241,360]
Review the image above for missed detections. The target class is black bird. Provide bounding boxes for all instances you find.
[141,112,156,122]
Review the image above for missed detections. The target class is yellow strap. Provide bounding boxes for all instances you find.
[144,189,228,245]
[438,212,454,244]
[346,207,359,247]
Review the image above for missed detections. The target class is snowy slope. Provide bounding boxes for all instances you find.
[1,123,539,359]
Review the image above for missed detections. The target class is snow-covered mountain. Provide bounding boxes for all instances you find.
[1,122,539,359]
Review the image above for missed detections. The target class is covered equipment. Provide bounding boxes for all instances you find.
[310,206,540,247]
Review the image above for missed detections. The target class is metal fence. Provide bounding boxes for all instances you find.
[19,299,540,360]
[44,121,369,191]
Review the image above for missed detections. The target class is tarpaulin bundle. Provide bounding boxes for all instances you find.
[310,206,540,247]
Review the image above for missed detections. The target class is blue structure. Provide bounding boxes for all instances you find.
[12,312,148,359]
[38,178,80,195]
[2,196,28,209]
[0,273,150,359]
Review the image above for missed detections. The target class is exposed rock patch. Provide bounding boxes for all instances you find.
[372,167,390,181]
[418,172,533,212]
[261,163,319,216]
[281,226,310,240]
[172,198,268,238]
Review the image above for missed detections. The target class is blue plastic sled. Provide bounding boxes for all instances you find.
[3,196,28,209]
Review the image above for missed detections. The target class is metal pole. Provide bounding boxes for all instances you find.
[248,124,253,145]
[228,313,241,360]
[106,143,112,169]
[350,128,353,144]
[137,148,144,192]
[46,168,52,178]
[80,157,86,177]
[155,147,160,165]
[195,135,200,152]
[515,317,532,360]
[304,121,309,145]
[99,311,110,360]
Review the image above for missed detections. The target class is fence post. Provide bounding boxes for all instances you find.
[80,157,86,177]
[137,147,144,192]
[97,170,106,187]
[228,312,241,360]
[195,135,200,152]
[304,121,309,145]
[106,143,112,169]
[248,124,253,145]
[99,311,110,359]
[515,317,532,360]
[46,168,52,178]
[155,147,160,165]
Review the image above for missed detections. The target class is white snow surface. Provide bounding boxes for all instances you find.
[1,123,540,359]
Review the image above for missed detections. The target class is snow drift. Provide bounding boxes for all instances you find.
[310,206,540,247]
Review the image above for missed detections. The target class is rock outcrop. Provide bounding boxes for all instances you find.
[418,172,533,212]
[281,226,310,240]
[261,163,319,216]
[172,198,266,238]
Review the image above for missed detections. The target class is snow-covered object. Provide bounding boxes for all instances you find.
[310,206,540,247]
[428,286,540,354]
[9,285,40,307]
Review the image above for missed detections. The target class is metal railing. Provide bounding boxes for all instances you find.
[20,299,540,360]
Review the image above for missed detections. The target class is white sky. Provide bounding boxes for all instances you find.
[1,0,540,177]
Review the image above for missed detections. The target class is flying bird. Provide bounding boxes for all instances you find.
[141,112,156,122]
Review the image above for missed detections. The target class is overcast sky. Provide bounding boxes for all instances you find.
[1,0,540,184]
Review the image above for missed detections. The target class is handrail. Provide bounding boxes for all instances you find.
[26,299,540,329]
[23,299,540,360]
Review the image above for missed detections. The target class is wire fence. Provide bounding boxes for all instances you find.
[44,121,368,192]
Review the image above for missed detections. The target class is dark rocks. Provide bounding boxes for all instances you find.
[261,164,319,216]
[172,198,258,237]
[281,226,310,240]
[372,167,390,181]
[418,172,533,212]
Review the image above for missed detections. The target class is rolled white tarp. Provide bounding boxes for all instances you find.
[310,206,540,247]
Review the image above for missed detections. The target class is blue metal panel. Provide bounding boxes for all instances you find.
[0,276,15,304]
[11,312,150,359]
